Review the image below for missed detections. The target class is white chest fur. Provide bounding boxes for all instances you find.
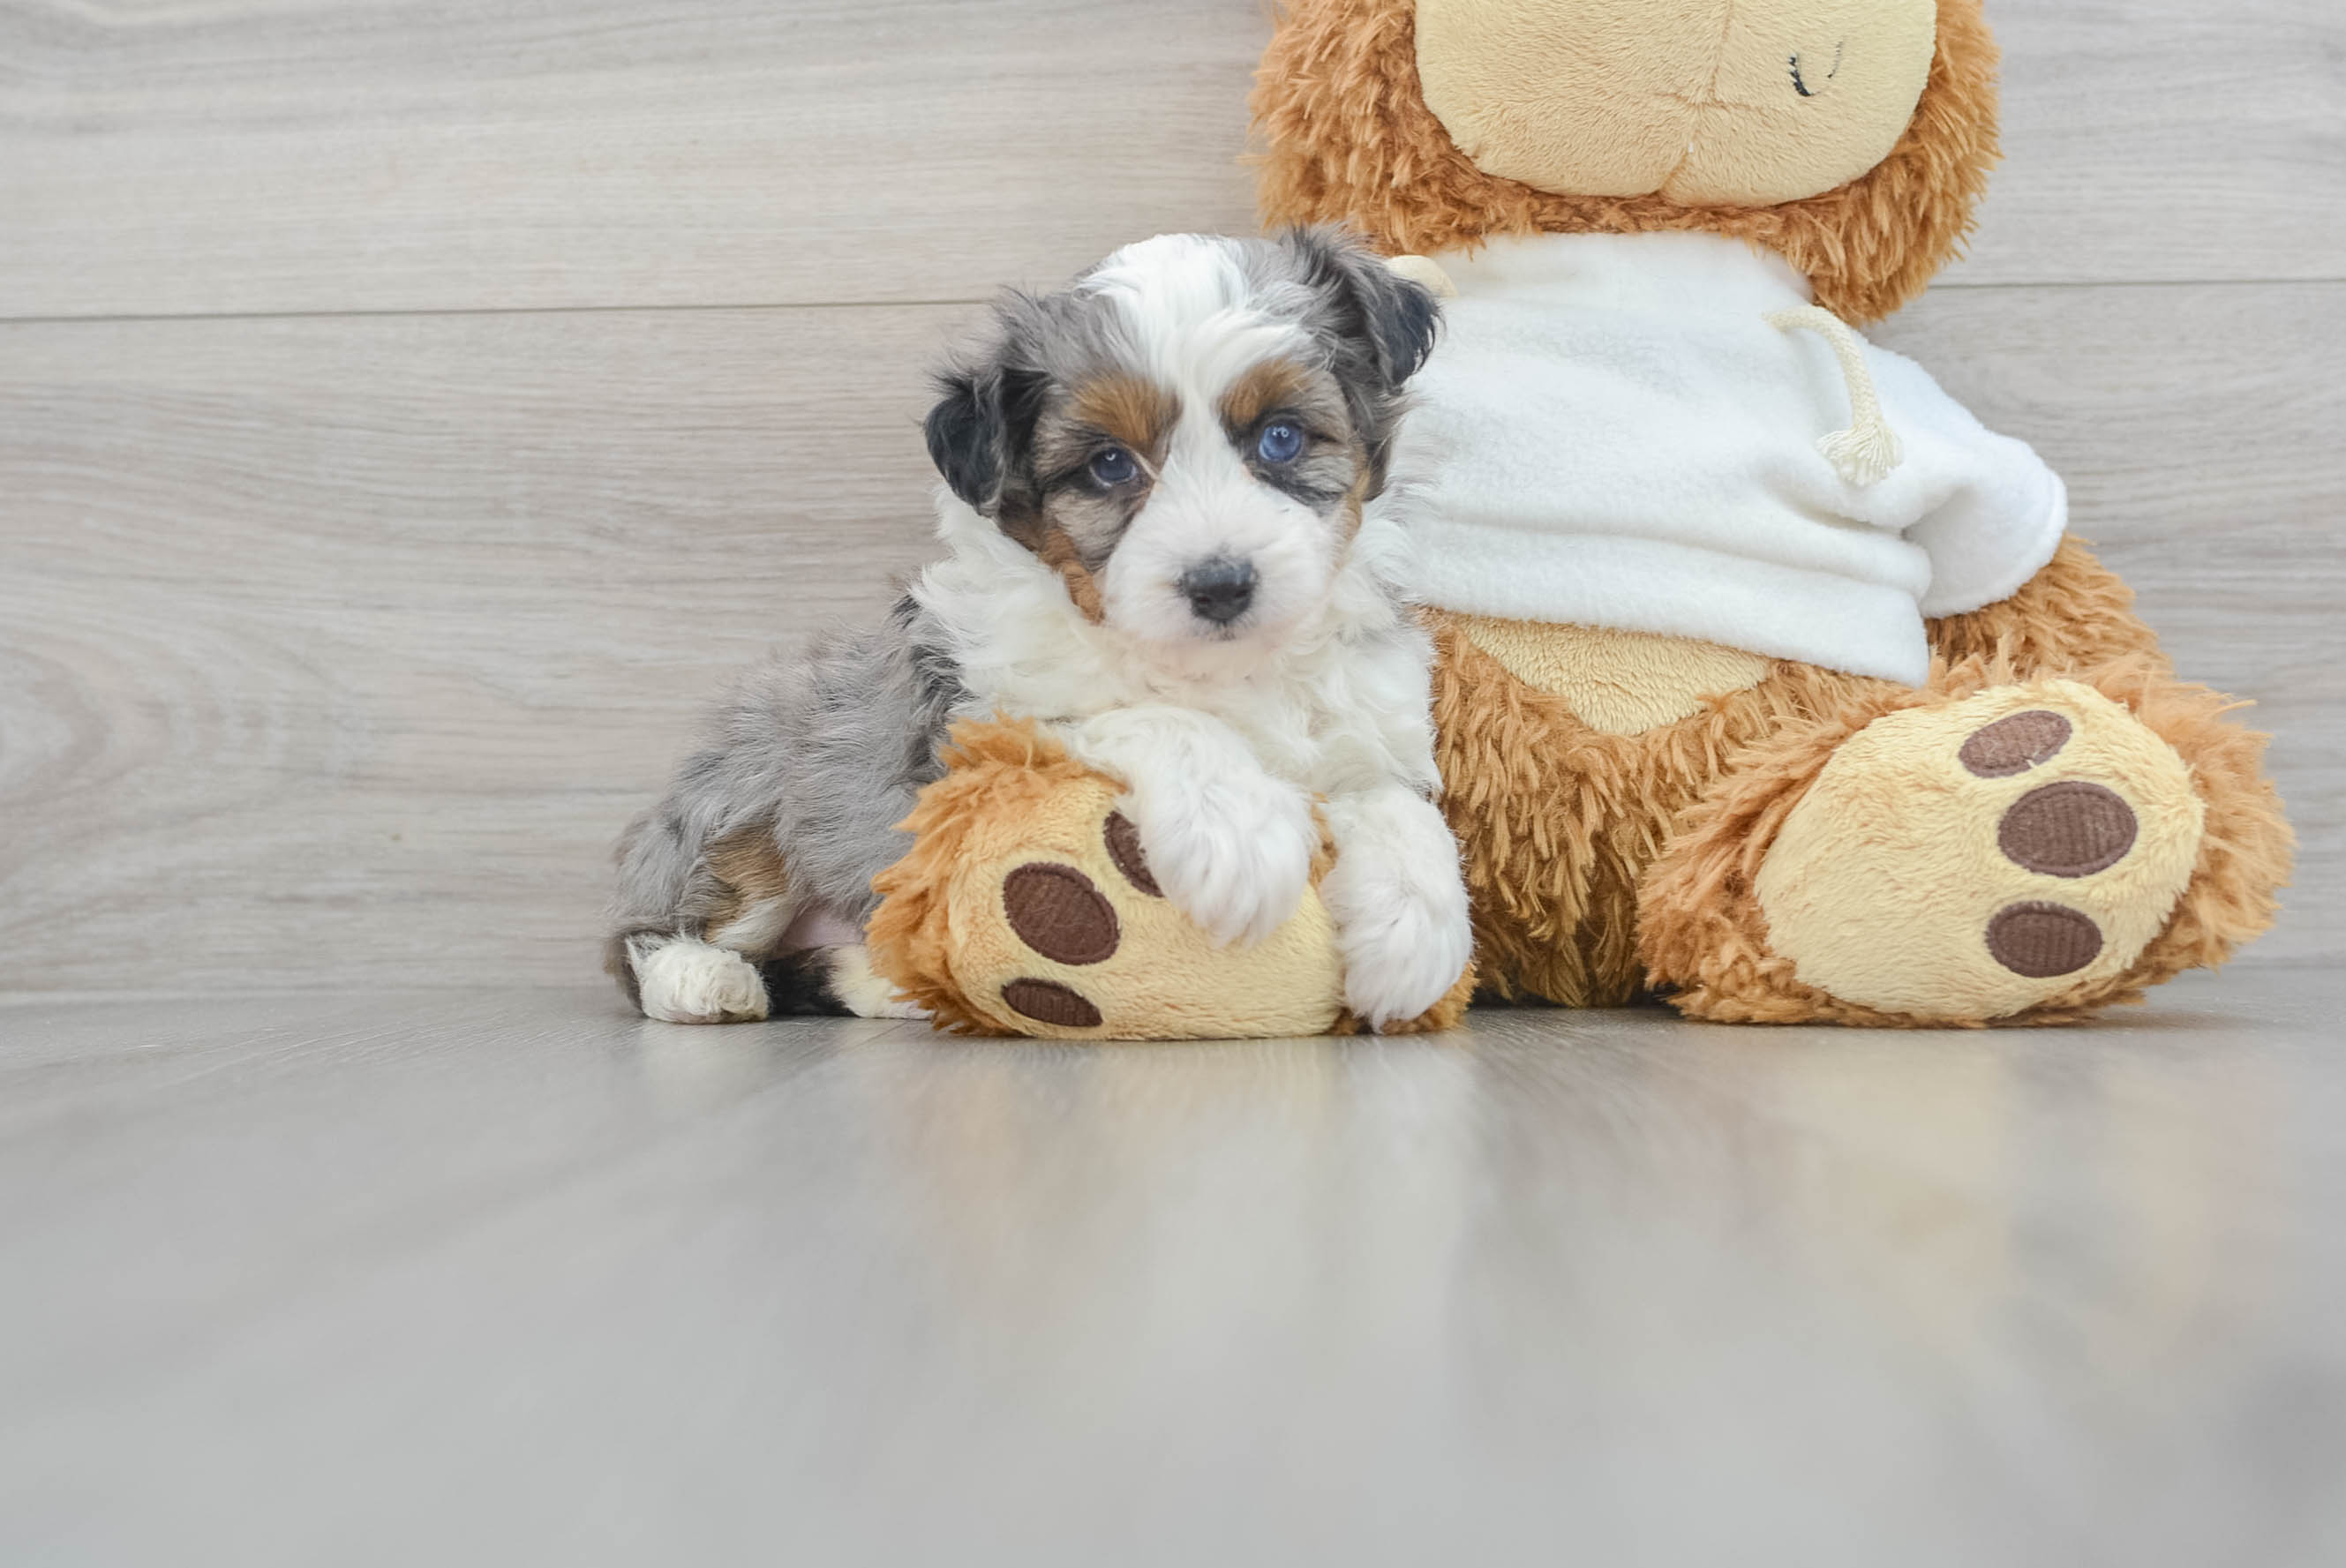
[914,497,1438,800]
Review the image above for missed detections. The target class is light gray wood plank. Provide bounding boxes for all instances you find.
[1943,0,2346,289]
[0,0,1270,319]
[1,973,2342,1565]
[0,302,967,991]
[2,280,2340,993]
[2,0,2338,321]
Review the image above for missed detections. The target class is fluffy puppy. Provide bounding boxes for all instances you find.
[609,229,1470,1032]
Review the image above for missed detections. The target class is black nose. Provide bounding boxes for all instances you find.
[1178,557,1257,626]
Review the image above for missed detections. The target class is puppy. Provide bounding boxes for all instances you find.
[609,229,1471,1032]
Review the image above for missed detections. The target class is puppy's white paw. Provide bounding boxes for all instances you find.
[1129,770,1319,948]
[635,936,771,1024]
[1336,890,1472,1031]
[826,944,929,1021]
[1321,790,1472,1031]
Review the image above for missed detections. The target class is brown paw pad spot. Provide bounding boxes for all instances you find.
[1002,863,1119,965]
[1985,902,2105,979]
[1002,978,1103,1030]
[1960,709,2073,777]
[1999,781,2139,878]
[1103,811,1162,897]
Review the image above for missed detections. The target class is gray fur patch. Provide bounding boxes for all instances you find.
[607,596,964,974]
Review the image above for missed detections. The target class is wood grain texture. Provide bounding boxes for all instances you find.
[2,281,2338,990]
[0,0,1268,319]
[2,0,2339,320]
[0,303,967,989]
[1942,0,2346,289]
[3,974,2342,1564]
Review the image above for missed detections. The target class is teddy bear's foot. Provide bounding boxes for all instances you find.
[1754,682,2202,1021]
[1641,670,2290,1026]
[865,720,1473,1039]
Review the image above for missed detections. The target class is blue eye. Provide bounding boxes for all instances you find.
[1257,422,1305,464]
[1088,446,1138,486]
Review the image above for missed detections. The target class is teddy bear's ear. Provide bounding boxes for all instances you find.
[1283,225,1443,392]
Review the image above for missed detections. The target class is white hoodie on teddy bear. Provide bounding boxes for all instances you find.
[1384,229,2069,688]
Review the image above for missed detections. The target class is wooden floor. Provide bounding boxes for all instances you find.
[3,970,2342,1565]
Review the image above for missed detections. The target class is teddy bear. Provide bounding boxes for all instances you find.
[863,0,2291,1036]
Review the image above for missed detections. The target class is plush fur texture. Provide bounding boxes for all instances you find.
[1748,680,2207,1020]
[1431,613,1887,1008]
[1252,0,2002,324]
[1637,653,2291,1027]
[1678,539,2290,1025]
[1432,538,2292,1017]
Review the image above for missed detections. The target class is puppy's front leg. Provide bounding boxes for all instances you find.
[1319,784,1472,1031]
[1061,708,1319,949]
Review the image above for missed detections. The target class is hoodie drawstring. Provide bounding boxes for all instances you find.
[1768,305,1905,488]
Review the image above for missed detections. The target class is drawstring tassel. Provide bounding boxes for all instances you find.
[1768,305,1905,487]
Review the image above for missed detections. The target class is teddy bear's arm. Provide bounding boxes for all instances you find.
[1927,536,2171,678]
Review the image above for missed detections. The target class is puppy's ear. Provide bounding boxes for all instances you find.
[924,364,1005,513]
[1286,225,1442,392]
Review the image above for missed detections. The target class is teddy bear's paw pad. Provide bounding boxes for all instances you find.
[1000,978,1105,1030]
[941,782,1344,1040]
[1958,709,2073,776]
[1755,683,2206,1020]
[1102,811,1162,897]
[1996,781,2138,879]
[1001,863,1121,965]
[1984,902,2104,979]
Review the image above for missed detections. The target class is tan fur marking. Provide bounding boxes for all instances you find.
[1338,466,1370,544]
[701,826,793,949]
[1218,357,1316,434]
[1068,372,1177,462]
[1036,529,1107,624]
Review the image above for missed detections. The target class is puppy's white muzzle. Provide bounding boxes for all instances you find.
[1104,471,1335,656]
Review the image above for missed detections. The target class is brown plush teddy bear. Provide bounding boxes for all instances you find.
[868,0,2291,1034]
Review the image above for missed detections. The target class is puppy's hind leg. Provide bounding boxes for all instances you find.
[613,822,795,1025]
[758,943,929,1021]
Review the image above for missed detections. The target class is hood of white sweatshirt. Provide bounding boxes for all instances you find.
[1380,231,2068,686]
